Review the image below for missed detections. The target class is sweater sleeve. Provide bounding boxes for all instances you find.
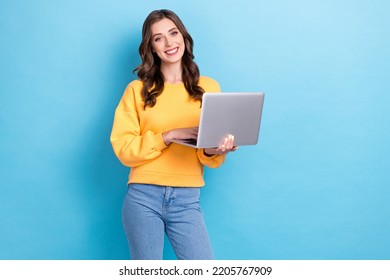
[196,149,226,168]
[110,84,167,167]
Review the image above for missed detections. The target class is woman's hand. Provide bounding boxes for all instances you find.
[203,134,238,156]
[162,127,198,145]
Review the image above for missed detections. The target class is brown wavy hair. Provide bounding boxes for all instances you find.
[133,9,204,109]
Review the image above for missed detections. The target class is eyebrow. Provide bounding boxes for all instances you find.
[152,27,179,38]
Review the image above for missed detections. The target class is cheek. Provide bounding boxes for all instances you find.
[179,36,185,46]
[151,42,157,53]
[151,41,163,52]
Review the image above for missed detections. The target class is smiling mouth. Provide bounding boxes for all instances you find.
[165,47,179,55]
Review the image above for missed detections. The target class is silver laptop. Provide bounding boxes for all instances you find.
[172,92,265,148]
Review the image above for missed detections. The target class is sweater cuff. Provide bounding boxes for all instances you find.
[154,132,168,151]
[197,149,226,168]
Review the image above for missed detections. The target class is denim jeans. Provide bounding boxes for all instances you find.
[122,183,214,260]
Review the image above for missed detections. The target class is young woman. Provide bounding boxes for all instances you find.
[110,9,237,260]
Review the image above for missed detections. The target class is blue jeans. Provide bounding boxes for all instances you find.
[122,183,214,260]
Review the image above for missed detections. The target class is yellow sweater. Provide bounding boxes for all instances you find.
[110,76,226,187]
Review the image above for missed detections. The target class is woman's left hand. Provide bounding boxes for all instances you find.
[203,134,238,156]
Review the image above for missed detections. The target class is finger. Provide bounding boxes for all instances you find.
[228,134,234,150]
[187,127,198,138]
[225,135,231,150]
[223,135,232,150]
[220,137,228,152]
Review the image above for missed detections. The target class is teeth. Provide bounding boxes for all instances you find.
[166,48,178,55]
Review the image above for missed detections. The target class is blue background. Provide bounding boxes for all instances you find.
[1,0,389,260]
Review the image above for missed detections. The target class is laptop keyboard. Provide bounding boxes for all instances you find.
[182,138,197,145]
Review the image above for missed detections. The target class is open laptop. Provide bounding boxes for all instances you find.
[171,92,265,148]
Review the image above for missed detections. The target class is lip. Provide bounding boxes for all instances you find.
[165,47,179,56]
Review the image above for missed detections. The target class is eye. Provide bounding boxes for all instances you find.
[154,37,162,42]
[171,30,179,36]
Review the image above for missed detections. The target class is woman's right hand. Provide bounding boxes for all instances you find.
[162,127,198,145]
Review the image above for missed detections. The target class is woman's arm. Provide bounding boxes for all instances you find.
[110,84,168,167]
[110,107,168,167]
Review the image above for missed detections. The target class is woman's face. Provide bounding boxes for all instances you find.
[150,18,185,66]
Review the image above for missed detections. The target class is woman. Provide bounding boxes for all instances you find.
[110,9,237,260]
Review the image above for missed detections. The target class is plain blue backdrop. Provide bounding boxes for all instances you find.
[1,0,389,259]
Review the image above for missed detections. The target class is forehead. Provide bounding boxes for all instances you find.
[150,18,178,35]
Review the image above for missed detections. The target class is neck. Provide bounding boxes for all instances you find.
[161,62,183,84]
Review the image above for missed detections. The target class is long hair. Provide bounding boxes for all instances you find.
[134,9,204,109]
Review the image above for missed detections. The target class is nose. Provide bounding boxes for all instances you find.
[165,36,173,46]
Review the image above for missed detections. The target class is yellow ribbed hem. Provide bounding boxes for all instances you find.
[128,171,205,187]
